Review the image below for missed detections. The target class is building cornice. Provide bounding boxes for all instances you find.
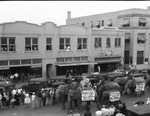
[118,13,150,19]
[119,26,150,30]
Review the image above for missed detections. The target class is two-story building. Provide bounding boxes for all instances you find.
[0,21,125,80]
[66,6,150,70]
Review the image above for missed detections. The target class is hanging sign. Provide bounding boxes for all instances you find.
[82,89,95,101]
[109,91,120,102]
[135,83,145,92]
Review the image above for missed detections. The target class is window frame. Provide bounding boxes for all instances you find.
[77,38,87,50]
[106,38,111,48]
[25,37,38,52]
[59,38,71,51]
[115,38,121,47]
[137,33,146,44]
[137,51,144,64]
[139,18,147,27]
[0,37,16,52]
[46,37,52,51]
[94,37,102,48]
[122,18,130,27]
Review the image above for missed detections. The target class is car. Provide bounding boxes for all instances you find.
[0,82,15,93]
[22,78,50,93]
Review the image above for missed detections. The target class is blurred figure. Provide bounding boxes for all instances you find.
[84,107,92,116]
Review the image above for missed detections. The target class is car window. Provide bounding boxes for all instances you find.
[29,82,34,84]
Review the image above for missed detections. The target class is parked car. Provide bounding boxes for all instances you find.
[0,82,15,93]
[22,78,50,93]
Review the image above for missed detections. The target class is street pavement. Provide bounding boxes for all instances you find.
[1,90,150,116]
[1,82,150,116]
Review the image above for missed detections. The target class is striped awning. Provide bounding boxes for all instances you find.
[138,34,146,41]
[122,19,130,25]
[139,18,147,23]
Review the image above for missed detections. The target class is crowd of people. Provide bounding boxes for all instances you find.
[0,86,58,110]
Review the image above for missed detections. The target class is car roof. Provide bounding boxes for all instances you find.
[29,78,48,82]
[0,82,15,87]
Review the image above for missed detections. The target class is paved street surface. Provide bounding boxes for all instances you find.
[0,88,150,116]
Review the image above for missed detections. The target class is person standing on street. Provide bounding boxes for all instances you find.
[84,107,92,116]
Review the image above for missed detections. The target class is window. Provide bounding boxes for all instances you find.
[139,18,147,27]
[107,19,112,27]
[89,21,93,28]
[137,51,144,64]
[59,38,70,51]
[95,20,101,28]
[25,37,38,51]
[95,38,101,48]
[137,33,146,44]
[77,38,87,50]
[125,33,130,44]
[115,38,121,47]
[0,37,16,52]
[122,18,130,27]
[46,38,52,50]
[124,51,129,64]
[106,38,111,48]
[102,20,104,26]
[81,22,85,26]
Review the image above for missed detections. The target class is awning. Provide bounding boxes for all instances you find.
[138,34,146,41]
[96,59,121,64]
[107,20,112,26]
[122,19,130,25]
[0,67,9,70]
[125,33,130,39]
[139,18,147,23]
[89,21,93,27]
[95,21,101,27]
[31,65,42,68]
[55,62,96,67]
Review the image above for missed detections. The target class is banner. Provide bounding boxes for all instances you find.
[82,90,95,101]
[109,91,120,102]
[135,83,145,92]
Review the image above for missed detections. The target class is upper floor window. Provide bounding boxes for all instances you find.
[137,51,144,64]
[95,20,101,28]
[107,19,112,27]
[122,18,130,27]
[139,18,147,27]
[0,37,16,52]
[115,38,121,47]
[137,33,146,44]
[46,38,52,51]
[102,20,104,26]
[125,33,130,44]
[25,37,38,51]
[82,22,85,26]
[89,21,93,28]
[77,38,87,50]
[59,38,70,51]
[95,38,101,48]
[106,38,111,48]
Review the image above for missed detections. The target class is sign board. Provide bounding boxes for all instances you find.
[109,91,120,102]
[135,83,145,92]
[82,90,95,101]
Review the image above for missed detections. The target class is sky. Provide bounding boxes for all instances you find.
[0,1,150,26]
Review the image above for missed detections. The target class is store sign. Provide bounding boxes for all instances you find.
[135,83,145,92]
[109,91,120,102]
[82,90,95,101]
[100,50,113,56]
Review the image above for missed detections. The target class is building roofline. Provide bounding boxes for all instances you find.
[68,8,149,20]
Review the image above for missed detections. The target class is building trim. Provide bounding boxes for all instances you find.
[118,13,150,19]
